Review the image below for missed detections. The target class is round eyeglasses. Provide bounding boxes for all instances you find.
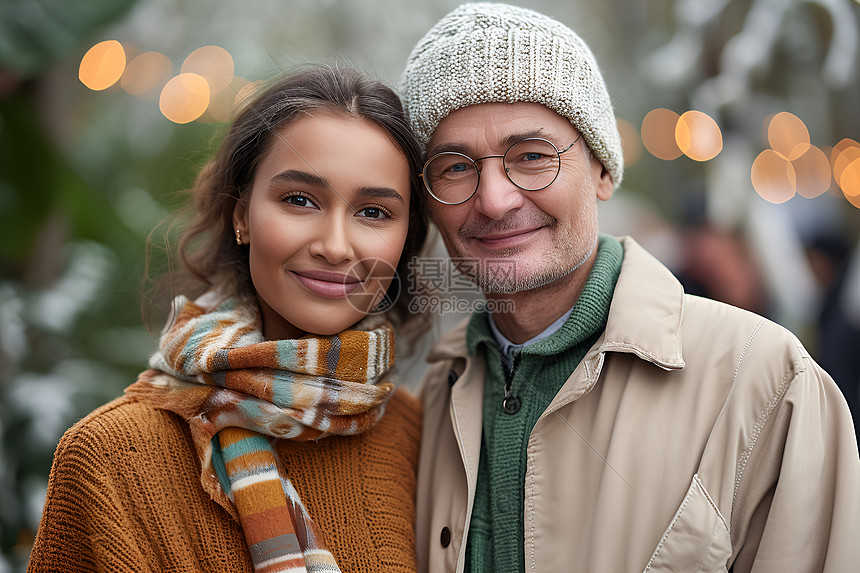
[420,135,582,205]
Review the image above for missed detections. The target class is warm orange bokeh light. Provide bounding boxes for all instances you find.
[181,45,235,94]
[159,73,211,124]
[751,149,796,204]
[642,108,682,161]
[121,51,173,98]
[840,157,860,198]
[675,110,722,162]
[818,146,845,198]
[232,80,264,114]
[760,113,775,150]
[791,145,831,199]
[831,139,860,198]
[201,77,251,123]
[767,112,810,161]
[79,40,126,91]
[616,118,642,168]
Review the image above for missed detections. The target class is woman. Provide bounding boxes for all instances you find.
[28,66,428,573]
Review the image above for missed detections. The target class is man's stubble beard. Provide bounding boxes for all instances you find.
[442,211,599,295]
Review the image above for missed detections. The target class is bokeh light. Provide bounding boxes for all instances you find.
[791,145,831,199]
[675,110,722,161]
[616,118,642,167]
[819,146,845,198]
[159,73,211,124]
[181,45,235,95]
[79,40,127,91]
[841,158,860,198]
[120,51,173,98]
[200,76,251,123]
[751,149,796,204]
[232,80,264,115]
[767,112,810,161]
[641,108,682,160]
[831,138,860,199]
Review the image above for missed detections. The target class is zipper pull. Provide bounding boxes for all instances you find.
[503,350,522,415]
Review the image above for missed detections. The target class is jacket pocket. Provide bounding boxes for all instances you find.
[643,474,731,573]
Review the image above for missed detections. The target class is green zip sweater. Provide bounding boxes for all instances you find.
[463,235,624,572]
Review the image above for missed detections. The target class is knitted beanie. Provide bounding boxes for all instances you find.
[401,2,624,189]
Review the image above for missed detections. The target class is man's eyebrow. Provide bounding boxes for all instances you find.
[426,141,472,157]
[499,129,549,149]
[426,128,551,157]
[270,169,329,188]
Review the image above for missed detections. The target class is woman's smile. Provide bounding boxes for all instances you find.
[290,269,362,298]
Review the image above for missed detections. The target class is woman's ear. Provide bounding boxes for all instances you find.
[233,198,249,244]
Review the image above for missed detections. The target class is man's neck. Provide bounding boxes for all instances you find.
[485,256,596,344]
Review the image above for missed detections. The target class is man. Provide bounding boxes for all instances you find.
[400,3,860,572]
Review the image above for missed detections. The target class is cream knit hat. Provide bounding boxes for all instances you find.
[401,2,623,189]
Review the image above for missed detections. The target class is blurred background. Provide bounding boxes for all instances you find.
[1,0,859,569]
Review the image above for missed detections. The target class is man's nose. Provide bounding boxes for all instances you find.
[473,157,526,219]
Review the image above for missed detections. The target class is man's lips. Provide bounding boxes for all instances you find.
[472,226,543,248]
[291,270,362,298]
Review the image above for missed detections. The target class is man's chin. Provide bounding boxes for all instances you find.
[469,263,576,295]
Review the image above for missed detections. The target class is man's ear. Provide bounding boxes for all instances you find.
[592,157,613,201]
[233,198,249,243]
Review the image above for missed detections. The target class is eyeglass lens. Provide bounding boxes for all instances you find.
[423,138,561,204]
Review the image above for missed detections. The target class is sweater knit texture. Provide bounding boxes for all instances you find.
[27,388,420,573]
[126,291,398,572]
[464,235,623,572]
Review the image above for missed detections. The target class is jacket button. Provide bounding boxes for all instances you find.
[447,370,458,387]
[440,526,451,548]
[503,395,521,415]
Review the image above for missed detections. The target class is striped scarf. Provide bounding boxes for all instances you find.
[126,290,396,572]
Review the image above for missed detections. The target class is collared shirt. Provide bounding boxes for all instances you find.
[487,306,575,375]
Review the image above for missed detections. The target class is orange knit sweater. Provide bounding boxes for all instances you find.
[27,387,420,573]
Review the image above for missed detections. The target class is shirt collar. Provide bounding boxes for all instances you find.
[487,305,575,365]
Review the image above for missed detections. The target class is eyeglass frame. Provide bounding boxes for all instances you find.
[419,133,584,205]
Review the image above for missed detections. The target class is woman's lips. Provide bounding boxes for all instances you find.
[291,271,361,298]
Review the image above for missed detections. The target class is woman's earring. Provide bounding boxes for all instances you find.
[235,228,242,245]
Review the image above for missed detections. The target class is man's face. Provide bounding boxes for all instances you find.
[425,102,613,294]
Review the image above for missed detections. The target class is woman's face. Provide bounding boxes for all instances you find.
[233,110,411,340]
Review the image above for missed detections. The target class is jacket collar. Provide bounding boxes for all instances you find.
[598,235,685,370]
[426,236,686,372]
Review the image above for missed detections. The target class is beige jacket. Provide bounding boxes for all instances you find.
[415,237,860,573]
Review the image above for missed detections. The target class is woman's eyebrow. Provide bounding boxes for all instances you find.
[270,170,404,204]
[357,187,405,204]
[270,169,328,187]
